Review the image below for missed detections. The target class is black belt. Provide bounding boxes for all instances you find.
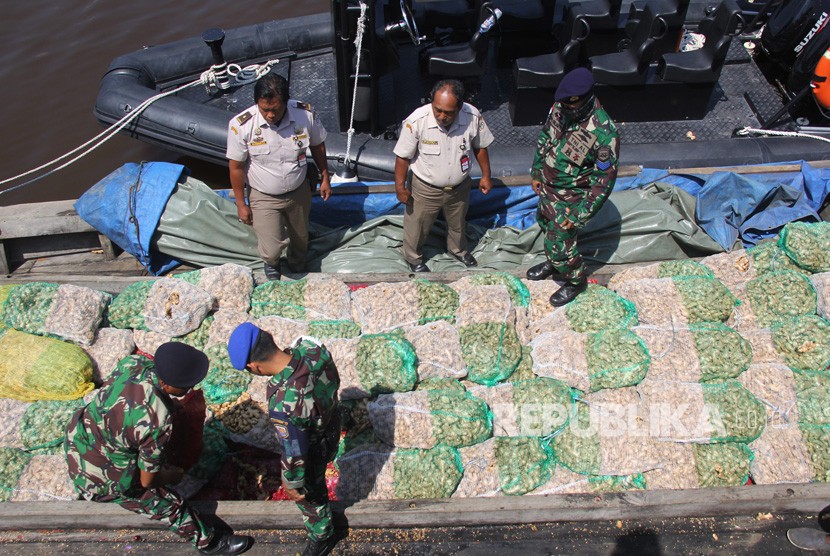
[417,177,467,192]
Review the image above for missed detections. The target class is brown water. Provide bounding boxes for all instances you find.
[0,0,330,205]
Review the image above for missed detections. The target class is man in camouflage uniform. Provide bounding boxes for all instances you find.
[228,323,341,556]
[526,67,619,307]
[64,342,253,556]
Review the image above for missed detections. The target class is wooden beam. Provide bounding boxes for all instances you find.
[0,483,827,531]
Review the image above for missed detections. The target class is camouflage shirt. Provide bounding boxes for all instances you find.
[65,355,174,497]
[267,339,340,489]
[531,99,620,223]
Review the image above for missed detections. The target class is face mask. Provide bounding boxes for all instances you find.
[560,94,595,123]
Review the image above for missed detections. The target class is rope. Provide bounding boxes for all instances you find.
[735,126,830,144]
[342,1,369,169]
[0,59,279,196]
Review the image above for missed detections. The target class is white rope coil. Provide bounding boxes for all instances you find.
[0,59,279,196]
[735,126,830,144]
[343,1,369,168]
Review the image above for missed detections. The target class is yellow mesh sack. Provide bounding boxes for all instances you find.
[0,328,94,401]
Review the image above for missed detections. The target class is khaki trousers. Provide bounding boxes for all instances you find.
[249,182,311,270]
[403,174,472,265]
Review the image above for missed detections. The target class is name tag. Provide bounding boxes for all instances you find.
[460,154,470,173]
[561,129,596,166]
[298,153,307,166]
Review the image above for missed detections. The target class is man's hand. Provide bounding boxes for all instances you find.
[478,176,493,195]
[237,203,253,226]
[396,184,411,204]
[531,179,543,195]
[319,177,332,201]
[283,484,306,502]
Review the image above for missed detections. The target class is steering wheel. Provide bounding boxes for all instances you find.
[398,0,422,45]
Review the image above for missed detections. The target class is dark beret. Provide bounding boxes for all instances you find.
[154,342,209,389]
[554,67,595,102]
[228,322,261,371]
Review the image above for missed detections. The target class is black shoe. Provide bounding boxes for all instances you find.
[449,252,477,267]
[286,261,307,273]
[526,261,556,281]
[263,262,281,281]
[409,262,430,273]
[549,280,587,307]
[199,532,253,555]
[301,535,339,556]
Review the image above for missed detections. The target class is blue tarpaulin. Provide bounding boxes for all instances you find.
[74,161,186,275]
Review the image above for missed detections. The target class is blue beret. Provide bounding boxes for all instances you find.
[154,342,209,389]
[228,322,261,370]
[555,67,595,102]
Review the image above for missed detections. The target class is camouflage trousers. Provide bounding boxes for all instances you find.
[295,454,333,541]
[82,486,213,549]
[536,194,587,285]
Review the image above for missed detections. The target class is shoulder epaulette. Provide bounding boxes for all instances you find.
[293,101,312,112]
[236,111,253,126]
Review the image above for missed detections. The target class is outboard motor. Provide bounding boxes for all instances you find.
[760,0,830,71]
[788,20,830,93]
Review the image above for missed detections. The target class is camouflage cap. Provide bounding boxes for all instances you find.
[228,322,261,370]
[554,67,594,102]
[153,342,209,388]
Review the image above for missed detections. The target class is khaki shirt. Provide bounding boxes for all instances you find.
[393,102,494,188]
[226,100,327,195]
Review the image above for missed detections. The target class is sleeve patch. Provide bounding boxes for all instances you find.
[596,146,611,162]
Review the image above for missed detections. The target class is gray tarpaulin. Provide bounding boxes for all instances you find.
[154,177,724,273]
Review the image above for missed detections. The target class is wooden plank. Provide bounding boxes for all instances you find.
[0,483,826,531]
[0,200,94,239]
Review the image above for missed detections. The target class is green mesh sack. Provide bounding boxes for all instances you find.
[586,329,650,391]
[187,422,228,481]
[657,260,715,278]
[368,390,492,448]
[392,445,463,498]
[565,284,639,333]
[779,221,830,273]
[800,425,830,482]
[415,279,459,324]
[178,315,214,350]
[513,378,574,435]
[690,322,753,382]
[355,332,418,395]
[692,442,753,487]
[250,279,306,319]
[749,240,808,276]
[701,381,766,443]
[510,345,536,382]
[551,402,600,475]
[673,275,738,323]
[745,271,817,328]
[588,473,647,493]
[497,437,555,495]
[459,321,522,385]
[469,272,531,308]
[20,399,84,453]
[0,447,32,502]
[200,344,252,405]
[771,315,830,373]
[0,328,94,401]
[174,269,202,285]
[307,319,361,339]
[1,282,59,336]
[416,377,466,392]
[106,280,154,330]
[792,370,830,426]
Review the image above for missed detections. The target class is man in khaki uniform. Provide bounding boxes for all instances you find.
[227,73,330,281]
[393,79,494,273]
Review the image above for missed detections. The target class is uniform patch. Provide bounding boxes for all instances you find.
[236,112,253,125]
[597,146,611,162]
[231,126,238,135]
[250,139,267,147]
[596,159,612,170]
[295,101,312,111]
[422,139,438,145]
[405,123,413,132]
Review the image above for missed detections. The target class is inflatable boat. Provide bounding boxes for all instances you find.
[93,0,830,182]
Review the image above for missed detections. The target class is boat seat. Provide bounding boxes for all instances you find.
[657,0,744,83]
[590,6,667,86]
[415,0,476,37]
[513,16,590,88]
[624,0,690,57]
[564,0,623,31]
[426,2,498,77]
